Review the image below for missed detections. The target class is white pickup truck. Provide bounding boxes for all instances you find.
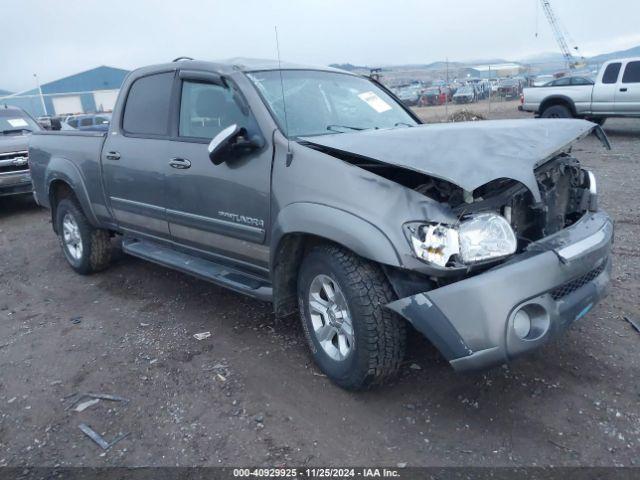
[520,57,640,124]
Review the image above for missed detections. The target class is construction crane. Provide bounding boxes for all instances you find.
[537,0,585,70]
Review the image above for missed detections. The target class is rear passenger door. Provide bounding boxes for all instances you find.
[615,60,640,114]
[592,62,621,114]
[165,72,272,270]
[102,70,175,240]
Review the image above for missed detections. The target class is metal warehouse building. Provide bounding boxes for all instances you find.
[0,66,129,117]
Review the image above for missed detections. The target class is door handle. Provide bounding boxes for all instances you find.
[169,158,192,169]
[620,88,628,92]
[105,151,121,160]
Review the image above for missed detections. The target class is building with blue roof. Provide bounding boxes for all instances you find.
[0,66,129,117]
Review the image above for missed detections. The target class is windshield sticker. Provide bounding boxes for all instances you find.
[358,91,392,113]
[7,118,29,128]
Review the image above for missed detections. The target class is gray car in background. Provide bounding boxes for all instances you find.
[29,59,613,390]
[0,105,41,197]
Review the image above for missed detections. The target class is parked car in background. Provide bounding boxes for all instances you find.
[395,84,423,106]
[453,85,476,104]
[0,105,41,197]
[30,59,613,390]
[542,76,594,87]
[520,57,640,123]
[37,115,69,131]
[533,75,554,87]
[418,86,448,106]
[497,78,521,99]
[65,113,111,131]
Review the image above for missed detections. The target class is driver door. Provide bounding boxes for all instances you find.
[165,73,272,270]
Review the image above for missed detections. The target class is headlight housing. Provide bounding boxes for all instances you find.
[407,213,517,267]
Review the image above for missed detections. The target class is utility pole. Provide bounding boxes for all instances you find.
[33,73,48,116]
[488,64,491,115]
[445,57,449,118]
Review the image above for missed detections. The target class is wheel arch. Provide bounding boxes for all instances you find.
[270,203,402,318]
[539,95,577,117]
[46,157,99,233]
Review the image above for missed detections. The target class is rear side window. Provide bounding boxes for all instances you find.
[602,63,621,84]
[123,72,174,135]
[622,61,640,83]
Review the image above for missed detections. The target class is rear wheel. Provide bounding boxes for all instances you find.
[541,104,572,118]
[55,198,111,274]
[298,244,406,390]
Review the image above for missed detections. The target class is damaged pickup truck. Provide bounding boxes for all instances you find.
[29,59,613,390]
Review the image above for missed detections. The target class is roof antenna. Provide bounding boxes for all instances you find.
[275,26,293,167]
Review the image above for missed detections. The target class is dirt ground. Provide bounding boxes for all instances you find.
[0,107,639,468]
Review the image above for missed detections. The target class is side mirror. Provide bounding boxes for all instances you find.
[208,124,264,165]
[38,119,52,130]
[208,124,241,165]
[50,118,62,131]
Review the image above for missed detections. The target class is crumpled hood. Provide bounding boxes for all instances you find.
[0,134,30,155]
[299,119,608,202]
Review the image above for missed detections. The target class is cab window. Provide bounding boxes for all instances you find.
[179,81,249,139]
[122,72,174,136]
[602,63,622,84]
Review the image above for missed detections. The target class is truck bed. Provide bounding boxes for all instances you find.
[29,130,108,216]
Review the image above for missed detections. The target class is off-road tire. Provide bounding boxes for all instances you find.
[55,198,111,275]
[298,244,406,390]
[541,104,572,118]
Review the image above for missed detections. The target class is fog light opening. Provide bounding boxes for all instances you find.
[513,309,532,339]
[511,303,551,341]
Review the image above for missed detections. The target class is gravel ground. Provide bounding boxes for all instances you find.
[0,111,638,467]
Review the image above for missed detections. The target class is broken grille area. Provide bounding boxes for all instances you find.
[550,262,606,301]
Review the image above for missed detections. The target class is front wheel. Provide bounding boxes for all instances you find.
[55,198,111,275]
[298,244,406,390]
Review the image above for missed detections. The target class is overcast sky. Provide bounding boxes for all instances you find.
[3,0,640,92]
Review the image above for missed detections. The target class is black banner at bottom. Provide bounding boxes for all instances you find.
[0,467,638,480]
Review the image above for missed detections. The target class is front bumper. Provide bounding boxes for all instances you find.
[387,211,613,371]
[0,170,32,197]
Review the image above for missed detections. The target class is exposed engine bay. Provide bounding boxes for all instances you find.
[317,148,593,256]
[442,155,593,252]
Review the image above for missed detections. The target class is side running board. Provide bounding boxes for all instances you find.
[121,238,272,301]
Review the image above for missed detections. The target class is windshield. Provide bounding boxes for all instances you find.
[0,109,40,134]
[247,70,418,137]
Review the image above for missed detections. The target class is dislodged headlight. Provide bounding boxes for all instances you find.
[410,224,460,267]
[458,213,517,264]
[407,213,517,267]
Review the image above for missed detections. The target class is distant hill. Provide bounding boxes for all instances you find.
[329,63,369,72]
[329,44,640,75]
[0,89,13,97]
[589,45,640,63]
